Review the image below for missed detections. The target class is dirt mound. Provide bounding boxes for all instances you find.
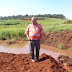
[20,18,45,21]
[20,18,31,21]
[41,30,72,49]
[57,55,72,72]
[58,55,72,65]
[0,52,68,72]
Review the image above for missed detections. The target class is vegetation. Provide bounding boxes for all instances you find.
[0,19,30,40]
[0,14,65,20]
[38,18,71,33]
[0,17,71,40]
[70,48,72,51]
[57,42,65,49]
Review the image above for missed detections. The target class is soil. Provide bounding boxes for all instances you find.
[0,30,72,72]
[0,52,70,72]
[57,55,72,72]
[41,30,72,49]
[0,40,28,48]
[20,18,45,21]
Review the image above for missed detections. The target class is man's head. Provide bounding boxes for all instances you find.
[31,17,37,25]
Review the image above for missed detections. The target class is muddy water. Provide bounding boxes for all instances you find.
[0,40,72,60]
[0,44,64,60]
[41,44,72,57]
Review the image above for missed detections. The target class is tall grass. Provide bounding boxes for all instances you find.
[38,18,72,33]
[0,28,26,40]
[0,18,71,40]
[0,19,30,40]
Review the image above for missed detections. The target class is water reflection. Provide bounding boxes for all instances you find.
[0,44,62,60]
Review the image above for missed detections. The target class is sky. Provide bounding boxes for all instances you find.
[0,0,72,19]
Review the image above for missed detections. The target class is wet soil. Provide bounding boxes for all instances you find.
[0,52,69,72]
[0,43,61,60]
[0,30,72,72]
[41,44,72,58]
[0,40,72,72]
[41,30,72,49]
[0,40,28,48]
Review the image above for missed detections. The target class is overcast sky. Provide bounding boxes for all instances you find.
[0,0,72,19]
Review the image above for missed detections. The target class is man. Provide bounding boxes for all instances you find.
[25,17,45,62]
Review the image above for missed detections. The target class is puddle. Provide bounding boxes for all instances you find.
[0,40,72,60]
[0,44,63,60]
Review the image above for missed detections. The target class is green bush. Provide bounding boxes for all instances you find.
[57,42,65,49]
[69,48,72,51]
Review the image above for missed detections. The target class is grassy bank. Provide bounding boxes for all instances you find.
[0,18,71,40]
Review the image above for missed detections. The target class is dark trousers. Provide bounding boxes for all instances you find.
[29,40,40,60]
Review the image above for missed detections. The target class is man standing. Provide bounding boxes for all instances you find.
[25,17,45,62]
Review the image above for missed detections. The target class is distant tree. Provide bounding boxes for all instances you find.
[0,14,66,20]
[25,14,28,17]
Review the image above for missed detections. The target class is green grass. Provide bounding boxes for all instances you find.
[38,18,72,33]
[0,19,30,40]
[69,48,72,51]
[57,42,65,49]
[0,18,71,40]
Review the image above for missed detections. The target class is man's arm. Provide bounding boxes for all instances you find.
[38,25,45,40]
[40,27,45,37]
[25,25,30,40]
[26,34,30,40]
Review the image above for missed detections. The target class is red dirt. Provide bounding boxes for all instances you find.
[41,30,72,49]
[20,18,45,21]
[57,55,72,72]
[0,52,69,72]
[20,18,31,21]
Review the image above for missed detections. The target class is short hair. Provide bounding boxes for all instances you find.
[31,16,37,21]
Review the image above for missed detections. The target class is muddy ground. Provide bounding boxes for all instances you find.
[0,52,71,72]
[0,30,72,72]
[0,40,28,48]
[41,30,72,49]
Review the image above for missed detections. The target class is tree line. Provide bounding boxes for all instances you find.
[0,14,65,20]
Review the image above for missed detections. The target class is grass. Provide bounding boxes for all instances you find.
[0,29,26,40]
[38,18,72,33]
[69,48,72,51]
[0,19,30,40]
[57,42,65,49]
[0,18,72,40]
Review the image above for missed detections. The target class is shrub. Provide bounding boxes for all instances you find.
[57,42,65,49]
[69,48,72,51]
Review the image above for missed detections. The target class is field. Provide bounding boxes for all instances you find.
[0,18,72,72]
[0,19,30,40]
[0,18,71,40]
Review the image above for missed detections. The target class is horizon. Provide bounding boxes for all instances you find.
[0,0,72,19]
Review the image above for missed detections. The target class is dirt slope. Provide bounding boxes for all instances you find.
[0,52,69,72]
[41,30,72,49]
